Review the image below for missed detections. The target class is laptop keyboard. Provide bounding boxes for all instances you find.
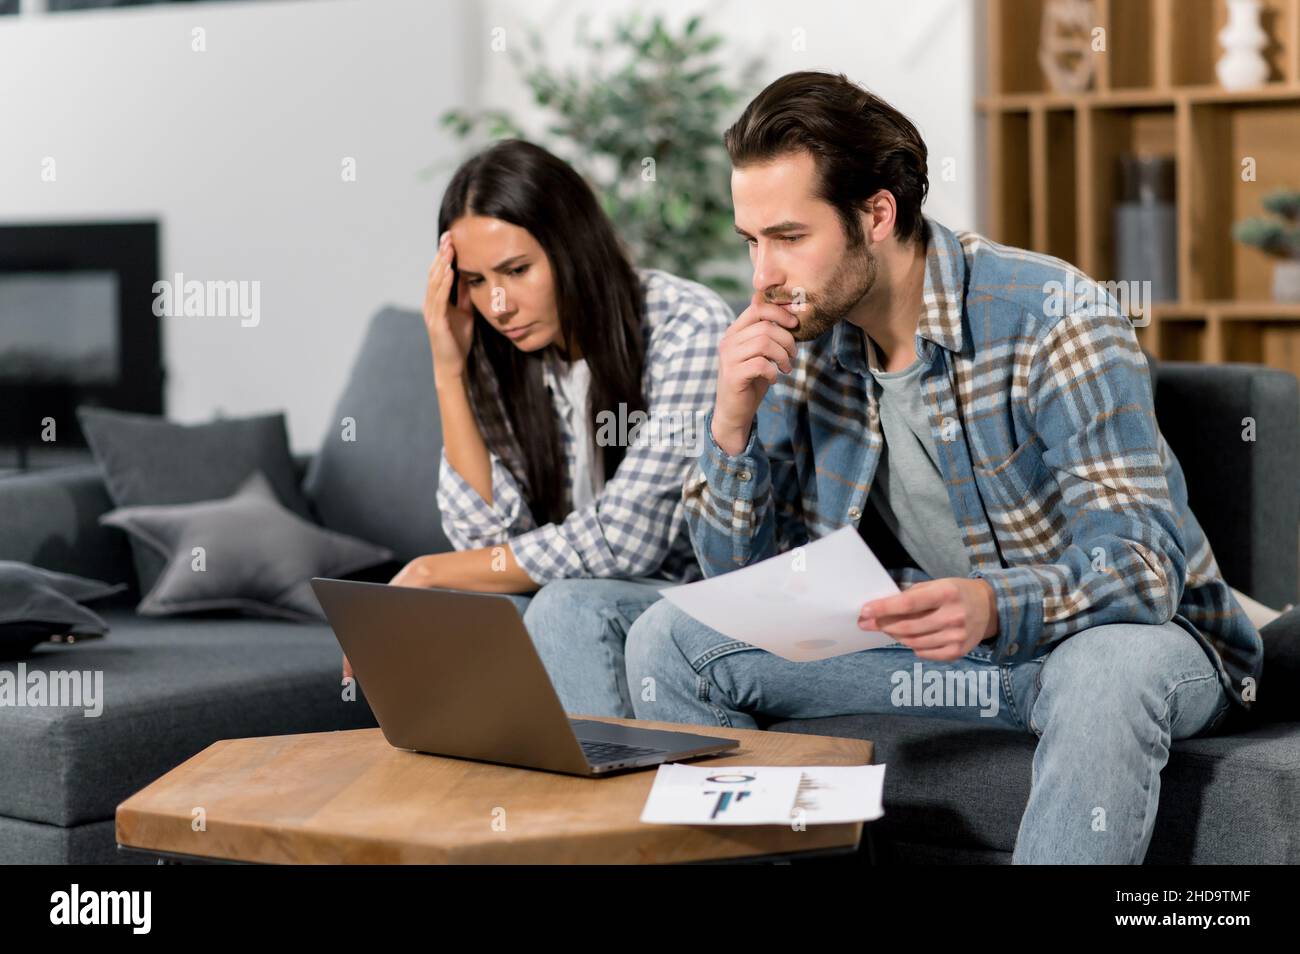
[579,738,666,766]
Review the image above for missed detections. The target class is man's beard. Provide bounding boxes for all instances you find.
[765,242,877,342]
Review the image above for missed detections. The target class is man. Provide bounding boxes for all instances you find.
[623,71,1262,864]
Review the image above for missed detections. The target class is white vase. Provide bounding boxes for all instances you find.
[1273,260,1300,303]
[1216,0,1271,89]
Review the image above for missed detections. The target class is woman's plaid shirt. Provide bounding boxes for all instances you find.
[436,268,730,586]
[685,217,1263,712]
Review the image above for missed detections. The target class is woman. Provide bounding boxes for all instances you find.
[346,139,730,719]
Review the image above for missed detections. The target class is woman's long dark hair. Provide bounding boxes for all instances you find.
[438,140,647,527]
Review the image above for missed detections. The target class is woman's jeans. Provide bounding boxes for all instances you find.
[503,578,669,720]
[622,600,1235,865]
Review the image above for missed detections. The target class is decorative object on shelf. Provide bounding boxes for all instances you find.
[1114,156,1179,306]
[1038,0,1097,93]
[1233,190,1300,302]
[1216,0,1271,90]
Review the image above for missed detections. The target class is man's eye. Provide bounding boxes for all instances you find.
[781,235,801,244]
[742,237,757,247]
[465,277,484,287]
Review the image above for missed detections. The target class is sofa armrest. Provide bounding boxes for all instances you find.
[0,464,137,599]
[1154,361,1300,608]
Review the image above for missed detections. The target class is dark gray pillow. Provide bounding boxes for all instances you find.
[0,562,125,658]
[77,405,314,596]
[303,305,452,562]
[99,470,393,621]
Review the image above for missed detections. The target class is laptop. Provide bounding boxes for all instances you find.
[310,578,739,776]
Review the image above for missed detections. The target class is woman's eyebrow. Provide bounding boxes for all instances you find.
[490,254,529,271]
[456,254,528,278]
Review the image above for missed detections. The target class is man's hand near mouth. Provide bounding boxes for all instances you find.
[711,288,801,456]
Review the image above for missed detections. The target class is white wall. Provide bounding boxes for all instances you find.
[0,0,473,453]
[1,0,975,455]
[475,0,978,230]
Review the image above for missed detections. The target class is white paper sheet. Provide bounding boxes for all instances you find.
[640,764,803,825]
[789,765,887,824]
[659,525,901,661]
[639,763,887,826]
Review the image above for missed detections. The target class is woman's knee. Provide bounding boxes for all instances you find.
[522,579,602,646]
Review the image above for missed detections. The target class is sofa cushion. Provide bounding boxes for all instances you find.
[1153,361,1300,610]
[767,713,1300,863]
[302,306,452,563]
[0,816,144,866]
[1255,605,1300,722]
[0,608,377,827]
[99,471,392,621]
[77,406,315,597]
[0,562,125,657]
[0,465,138,599]
[1231,586,1287,630]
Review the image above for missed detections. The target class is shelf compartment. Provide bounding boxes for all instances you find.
[1157,318,1210,360]
[1027,106,1080,262]
[1166,0,1298,87]
[985,109,1033,248]
[1078,105,1178,282]
[1186,97,1300,301]
[990,0,1052,94]
[1101,0,1158,89]
[1222,318,1300,364]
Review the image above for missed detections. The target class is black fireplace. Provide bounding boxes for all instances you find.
[0,221,163,469]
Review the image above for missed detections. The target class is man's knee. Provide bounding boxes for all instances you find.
[1034,621,1211,724]
[1048,621,1206,681]
[624,599,688,683]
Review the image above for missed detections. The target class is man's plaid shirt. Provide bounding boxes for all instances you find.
[686,217,1263,712]
[436,268,730,586]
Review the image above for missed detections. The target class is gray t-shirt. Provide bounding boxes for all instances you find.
[865,335,972,580]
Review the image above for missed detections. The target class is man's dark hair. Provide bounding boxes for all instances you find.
[724,71,930,245]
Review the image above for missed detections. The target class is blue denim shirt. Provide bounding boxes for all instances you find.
[684,217,1263,712]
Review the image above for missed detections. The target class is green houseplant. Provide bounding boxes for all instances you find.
[1232,189,1300,302]
[440,13,764,294]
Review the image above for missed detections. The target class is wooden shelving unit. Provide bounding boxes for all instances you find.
[980,0,1300,379]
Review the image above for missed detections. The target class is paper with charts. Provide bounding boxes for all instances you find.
[640,763,887,826]
[659,525,901,661]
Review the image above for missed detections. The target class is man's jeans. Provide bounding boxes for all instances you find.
[503,579,668,720]
[623,601,1235,864]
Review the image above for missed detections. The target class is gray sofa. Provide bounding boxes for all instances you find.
[2,324,1298,863]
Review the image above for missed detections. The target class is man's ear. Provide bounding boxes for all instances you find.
[862,190,898,244]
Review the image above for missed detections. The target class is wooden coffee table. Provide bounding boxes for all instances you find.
[116,716,875,864]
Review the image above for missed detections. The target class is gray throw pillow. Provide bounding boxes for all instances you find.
[302,306,452,563]
[77,405,315,597]
[99,470,393,621]
[0,562,125,658]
